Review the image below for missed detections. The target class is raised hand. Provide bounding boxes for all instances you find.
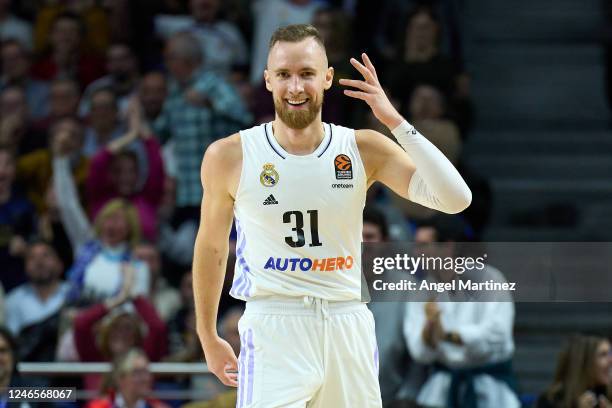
[339,53,403,130]
[105,263,136,309]
[51,129,73,157]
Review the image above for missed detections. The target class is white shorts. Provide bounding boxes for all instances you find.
[236,296,382,408]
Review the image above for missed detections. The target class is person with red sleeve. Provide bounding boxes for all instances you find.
[31,12,104,89]
[73,266,168,390]
[86,97,165,241]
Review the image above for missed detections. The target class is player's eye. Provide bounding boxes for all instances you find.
[277,72,289,79]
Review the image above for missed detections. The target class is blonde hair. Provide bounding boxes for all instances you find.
[93,198,141,247]
[268,24,325,51]
[101,348,148,393]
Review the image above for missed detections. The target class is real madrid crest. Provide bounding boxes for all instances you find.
[260,163,279,187]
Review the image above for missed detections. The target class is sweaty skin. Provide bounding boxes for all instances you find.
[193,37,422,387]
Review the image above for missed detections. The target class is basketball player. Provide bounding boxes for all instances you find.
[192,24,471,407]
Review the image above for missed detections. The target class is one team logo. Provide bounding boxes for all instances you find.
[334,154,353,180]
[260,163,279,187]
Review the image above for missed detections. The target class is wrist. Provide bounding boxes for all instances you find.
[198,328,219,344]
[383,114,405,131]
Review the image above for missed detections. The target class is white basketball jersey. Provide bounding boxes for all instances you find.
[230,122,367,301]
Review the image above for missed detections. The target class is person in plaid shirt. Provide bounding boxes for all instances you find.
[154,32,253,216]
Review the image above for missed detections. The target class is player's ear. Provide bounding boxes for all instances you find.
[324,66,334,90]
[264,69,273,92]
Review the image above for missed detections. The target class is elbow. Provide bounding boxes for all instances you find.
[460,187,473,212]
[443,186,472,214]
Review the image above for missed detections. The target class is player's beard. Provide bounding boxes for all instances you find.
[274,92,324,130]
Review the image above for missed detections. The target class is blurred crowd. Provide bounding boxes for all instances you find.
[0,0,607,407]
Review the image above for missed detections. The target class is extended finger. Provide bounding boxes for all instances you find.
[221,372,239,387]
[217,366,239,387]
[338,78,378,93]
[361,53,379,81]
[350,58,376,84]
[343,89,371,102]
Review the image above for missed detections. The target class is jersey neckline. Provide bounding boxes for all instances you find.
[264,122,333,160]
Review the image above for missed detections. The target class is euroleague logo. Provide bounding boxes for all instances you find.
[334,154,352,180]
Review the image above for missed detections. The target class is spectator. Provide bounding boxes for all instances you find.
[31,12,105,88]
[80,43,141,117]
[536,335,612,408]
[53,144,149,302]
[33,78,81,133]
[133,242,181,321]
[87,348,170,408]
[409,84,461,164]
[378,0,465,66]
[139,71,168,125]
[82,88,126,157]
[17,116,88,214]
[249,0,322,84]
[33,0,111,55]
[390,84,463,223]
[310,7,353,124]
[74,292,167,363]
[0,39,49,120]
[0,326,37,407]
[73,276,167,393]
[0,147,37,292]
[154,32,252,215]
[86,102,164,241]
[0,86,47,155]
[5,241,68,335]
[73,271,167,390]
[0,0,32,49]
[6,241,68,362]
[384,5,472,135]
[403,215,519,408]
[155,0,249,76]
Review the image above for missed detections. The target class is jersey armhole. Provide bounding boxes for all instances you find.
[351,128,369,194]
[234,130,248,203]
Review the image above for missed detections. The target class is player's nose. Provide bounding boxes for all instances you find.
[288,75,304,93]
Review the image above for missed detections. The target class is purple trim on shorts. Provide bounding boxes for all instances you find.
[374,343,379,374]
[237,328,255,407]
[247,328,255,404]
[238,332,246,407]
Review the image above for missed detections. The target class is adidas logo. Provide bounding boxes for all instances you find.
[263,194,278,205]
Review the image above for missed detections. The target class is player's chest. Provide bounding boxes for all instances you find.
[237,155,364,213]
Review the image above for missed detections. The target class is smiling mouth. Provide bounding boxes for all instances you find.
[286,98,309,107]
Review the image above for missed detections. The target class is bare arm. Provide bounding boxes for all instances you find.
[356,128,415,194]
[192,134,241,387]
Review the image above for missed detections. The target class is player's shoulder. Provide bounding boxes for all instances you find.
[202,133,242,174]
[354,128,396,154]
[354,128,385,141]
